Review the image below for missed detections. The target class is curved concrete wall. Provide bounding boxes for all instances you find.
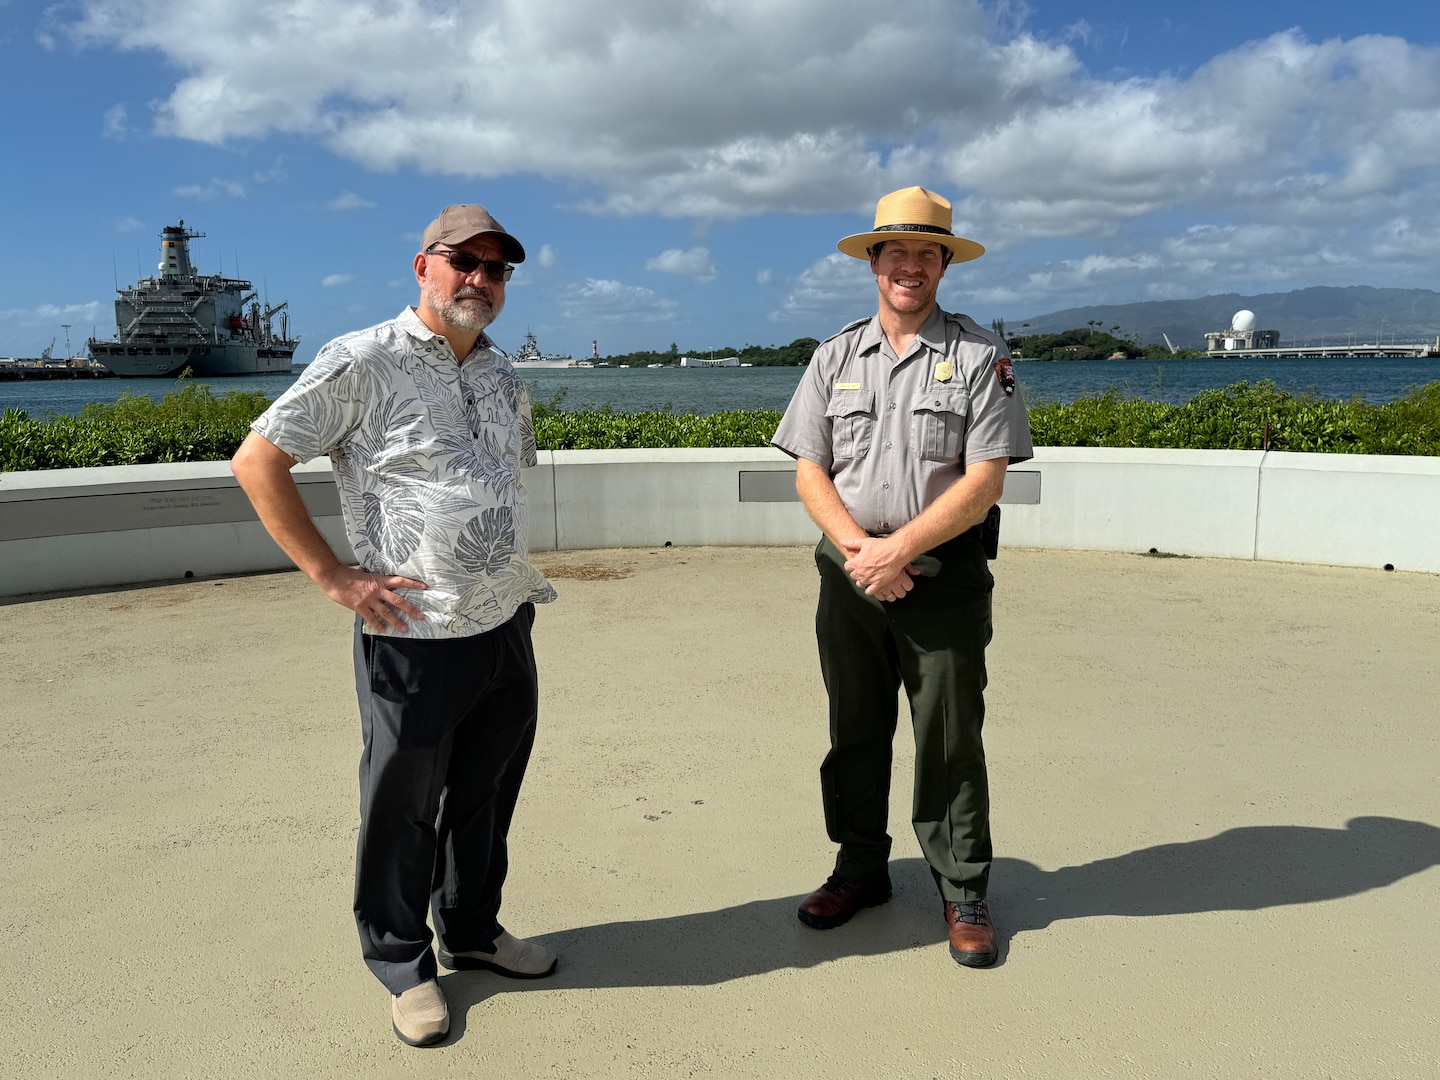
[2,447,1437,597]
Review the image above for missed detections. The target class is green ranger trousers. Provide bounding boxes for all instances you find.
[814,529,995,902]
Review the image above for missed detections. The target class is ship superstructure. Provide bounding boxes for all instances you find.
[89,222,298,377]
[510,331,575,368]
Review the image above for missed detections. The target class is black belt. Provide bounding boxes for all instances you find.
[866,522,983,546]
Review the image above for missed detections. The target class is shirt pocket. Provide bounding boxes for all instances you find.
[910,385,970,462]
[825,388,876,460]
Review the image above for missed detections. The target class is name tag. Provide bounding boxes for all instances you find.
[835,382,861,390]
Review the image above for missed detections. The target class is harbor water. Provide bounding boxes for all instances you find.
[4,355,1440,419]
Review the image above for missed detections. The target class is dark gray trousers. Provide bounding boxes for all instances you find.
[352,604,538,995]
[814,532,995,902]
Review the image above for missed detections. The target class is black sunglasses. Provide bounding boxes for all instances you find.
[426,246,514,282]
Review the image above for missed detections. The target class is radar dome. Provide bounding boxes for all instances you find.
[1231,310,1256,332]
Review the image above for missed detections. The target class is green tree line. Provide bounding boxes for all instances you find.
[601,337,820,367]
[1004,327,1204,362]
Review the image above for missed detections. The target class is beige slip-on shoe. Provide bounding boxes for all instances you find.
[438,930,558,978]
[391,978,449,1047]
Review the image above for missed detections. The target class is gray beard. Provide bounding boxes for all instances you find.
[426,282,502,332]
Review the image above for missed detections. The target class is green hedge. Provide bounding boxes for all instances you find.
[4,379,1440,471]
[1026,380,1440,455]
[533,408,781,449]
[1,383,271,471]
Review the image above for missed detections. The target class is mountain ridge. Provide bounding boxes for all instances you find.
[1011,286,1440,350]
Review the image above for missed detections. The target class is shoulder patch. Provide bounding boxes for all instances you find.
[819,316,873,346]
[994,355,1017,397]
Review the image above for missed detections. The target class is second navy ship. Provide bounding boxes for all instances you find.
[89,222,298,377]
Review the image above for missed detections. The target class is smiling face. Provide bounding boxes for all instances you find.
[869,238,948,321]
[416,234,507,334]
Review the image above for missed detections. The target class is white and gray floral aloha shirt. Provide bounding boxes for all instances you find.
[253,307,556,639]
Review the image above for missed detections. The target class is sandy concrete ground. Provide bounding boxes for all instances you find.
[2,545,1439,1079]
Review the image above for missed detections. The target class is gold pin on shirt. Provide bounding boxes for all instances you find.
[934,361,954,382]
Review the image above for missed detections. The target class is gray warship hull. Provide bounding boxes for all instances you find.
[89,222,299,378]
[91,343,296,378]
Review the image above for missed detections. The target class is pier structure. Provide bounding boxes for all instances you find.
[1204,307,1440,358]
[1203,340,1440,360]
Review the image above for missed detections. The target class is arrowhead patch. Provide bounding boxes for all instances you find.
[994,357,1017,397]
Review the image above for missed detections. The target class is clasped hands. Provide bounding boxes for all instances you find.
[840,535,919,603]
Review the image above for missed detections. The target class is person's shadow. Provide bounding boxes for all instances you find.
[440,816,1440,1037]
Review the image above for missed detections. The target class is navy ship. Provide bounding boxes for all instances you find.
[89,222,298,377]
[510,330,575,368]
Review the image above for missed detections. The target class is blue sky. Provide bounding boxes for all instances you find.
[2,0,1439,360]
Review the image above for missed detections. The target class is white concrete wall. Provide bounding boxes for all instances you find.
[1002,448,1264,559]
[3,447,1438,597]
[1254,451,1440,570]
[0,460,353,597]
[543,448,815,549]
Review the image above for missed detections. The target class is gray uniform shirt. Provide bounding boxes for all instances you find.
[772,305,1033,535]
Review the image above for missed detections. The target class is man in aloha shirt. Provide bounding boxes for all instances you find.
[232,204,557,1048]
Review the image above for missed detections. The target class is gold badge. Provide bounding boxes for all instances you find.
[934,361,954,382]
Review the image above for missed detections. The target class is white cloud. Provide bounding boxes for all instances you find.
[537,244,557,267]
[0,301,108,355]
[114,216,144,233]
[645,246,717,282]
[321,273,353,287]
[0,301,107,326]
[102,103,128,140]
[327,190,375,210]
[559,278,680,325]
[174,177,246,201]
[61,0,1049,218]
[62,2,1440,298]
[755,268,772,285]
[253,157,288,184]
[773,252,874,322]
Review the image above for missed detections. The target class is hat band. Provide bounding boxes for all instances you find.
[874,223,954,237]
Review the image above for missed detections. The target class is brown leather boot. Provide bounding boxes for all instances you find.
[945,900,998,967]
[797,873,892,929]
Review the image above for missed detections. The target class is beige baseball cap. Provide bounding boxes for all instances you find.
[421,204,526,263]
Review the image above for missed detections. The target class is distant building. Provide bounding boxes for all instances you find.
[1206,309,1279,353]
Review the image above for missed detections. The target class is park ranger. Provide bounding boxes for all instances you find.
[772,186,1032,967]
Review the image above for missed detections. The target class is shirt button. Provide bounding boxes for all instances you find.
[888,402,896,411]
[934,400,942,407]
[882,481,890,489]
[885,441,892,449]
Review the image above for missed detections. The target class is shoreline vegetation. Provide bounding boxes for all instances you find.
[3,377,1440,472]
[598,327,1191,367]
[598,337,821,367]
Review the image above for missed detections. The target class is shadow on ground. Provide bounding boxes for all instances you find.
[440,815,1440,1035]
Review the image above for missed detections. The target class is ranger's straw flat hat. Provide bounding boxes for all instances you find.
[837,186,984,263]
